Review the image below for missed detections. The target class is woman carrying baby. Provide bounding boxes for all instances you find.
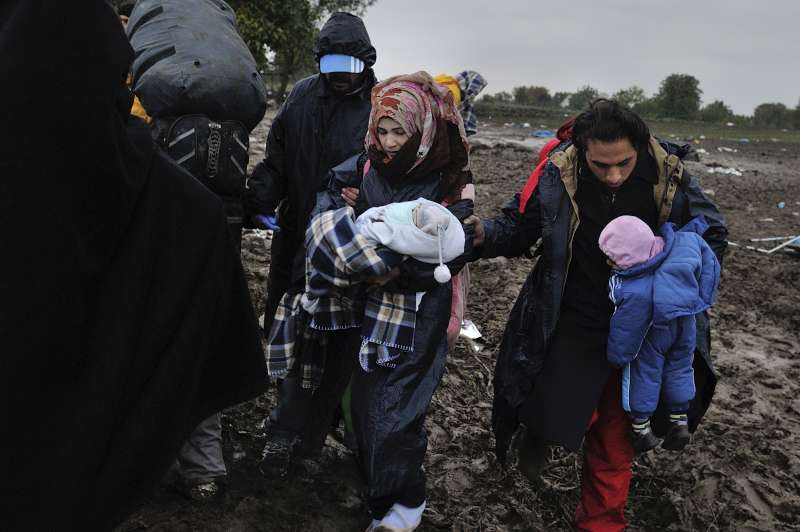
[306,72,474,531]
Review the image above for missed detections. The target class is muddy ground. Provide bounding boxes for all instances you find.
[119,121,800,531]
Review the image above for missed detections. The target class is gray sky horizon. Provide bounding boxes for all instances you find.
[361,0,799,115]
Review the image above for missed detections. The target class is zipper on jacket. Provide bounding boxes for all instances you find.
[558,202,580,307]
[658,154,681,225]
[632,320,654,360]
[547,149,579,334]
[558,215,579,308]
[609,274,653,361]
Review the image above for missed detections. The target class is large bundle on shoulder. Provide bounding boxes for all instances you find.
[127,0,267,226]
[127,0,267,131]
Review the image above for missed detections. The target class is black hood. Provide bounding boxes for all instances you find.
[314,11,377,68]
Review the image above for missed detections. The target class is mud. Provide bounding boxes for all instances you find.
[118,125,800,531]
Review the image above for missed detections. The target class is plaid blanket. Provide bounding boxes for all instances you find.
[265,207,416,389]
[265,292,329,390]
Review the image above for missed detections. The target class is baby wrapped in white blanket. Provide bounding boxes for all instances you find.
[355,198,465,283]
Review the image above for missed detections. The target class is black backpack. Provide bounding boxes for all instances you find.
[155,114,249,199]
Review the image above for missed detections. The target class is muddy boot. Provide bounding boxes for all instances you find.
[169,476,227,503]
[185,479,226,502]
[514,427,548,485]
[343,426,358,453]
[291,439,327,479]
[258,420,296,478]
[661,413,690,451]
[631,417,661,454]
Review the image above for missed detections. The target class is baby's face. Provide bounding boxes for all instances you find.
[412,205,449,236]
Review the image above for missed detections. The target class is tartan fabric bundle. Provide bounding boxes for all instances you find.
[359,289,419,371]
[265,292,329,390]
[456,70,487,137]
[265,206,415,389]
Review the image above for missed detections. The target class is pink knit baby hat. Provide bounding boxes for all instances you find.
[598,215,665,269]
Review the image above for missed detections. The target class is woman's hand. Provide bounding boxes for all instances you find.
[341,187,360,208]
[367,266,401,286]
[464,215,485,247]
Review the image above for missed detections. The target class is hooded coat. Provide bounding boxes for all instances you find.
[608,218,721,416]
[1,2,267,529]
[245,12,377,332]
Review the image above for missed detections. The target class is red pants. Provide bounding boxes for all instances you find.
[575,371,634,531]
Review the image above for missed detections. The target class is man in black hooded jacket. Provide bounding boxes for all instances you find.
[245,12,377,472]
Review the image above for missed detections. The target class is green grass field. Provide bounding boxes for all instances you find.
[475,102,800,143]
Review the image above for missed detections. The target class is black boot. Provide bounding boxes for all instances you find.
[258,419,296,478]
[662,413,690,451]
[631,417,661,454]
[515,427,548,484]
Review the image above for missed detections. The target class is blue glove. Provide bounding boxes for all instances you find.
[255,214,280,232]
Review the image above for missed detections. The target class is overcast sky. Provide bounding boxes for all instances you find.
[361,0,799,115]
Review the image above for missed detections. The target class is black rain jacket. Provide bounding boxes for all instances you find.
[314,153,475,504]
[245,12,377,331]
[479,137,728,461]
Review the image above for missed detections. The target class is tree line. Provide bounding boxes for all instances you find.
[112,3,795,129]
[484,74,800,129]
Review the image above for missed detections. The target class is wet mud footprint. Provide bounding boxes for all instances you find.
[735,477,776,522]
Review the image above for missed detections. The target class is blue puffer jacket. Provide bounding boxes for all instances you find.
[607,217,720,368]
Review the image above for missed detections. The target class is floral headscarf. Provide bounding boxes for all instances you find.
[365,71,470,192]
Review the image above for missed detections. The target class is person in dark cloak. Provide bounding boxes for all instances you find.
[244,11,378,472]
[0,1,268,530]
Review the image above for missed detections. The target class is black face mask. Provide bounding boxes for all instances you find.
[324,72,364,95]
[368,133,423,186]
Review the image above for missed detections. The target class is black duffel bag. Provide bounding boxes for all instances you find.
[127,0,267,131]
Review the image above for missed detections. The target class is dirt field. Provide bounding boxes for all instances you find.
[118,121,800,531]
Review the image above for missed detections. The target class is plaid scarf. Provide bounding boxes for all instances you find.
[265,207,417,389]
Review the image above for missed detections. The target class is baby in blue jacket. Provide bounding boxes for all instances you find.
[599,215,720,453]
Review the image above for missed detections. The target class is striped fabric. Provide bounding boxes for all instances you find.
[265,207,417,389]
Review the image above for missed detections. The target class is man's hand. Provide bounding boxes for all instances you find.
[254,214,280,232]
[464,215,484,247]
[341,187,360,208]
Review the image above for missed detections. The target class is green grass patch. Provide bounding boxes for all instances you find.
[475,102,800,143]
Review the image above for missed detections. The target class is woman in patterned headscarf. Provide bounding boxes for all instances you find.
[363,71,470,202]
[296,72,475,531]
